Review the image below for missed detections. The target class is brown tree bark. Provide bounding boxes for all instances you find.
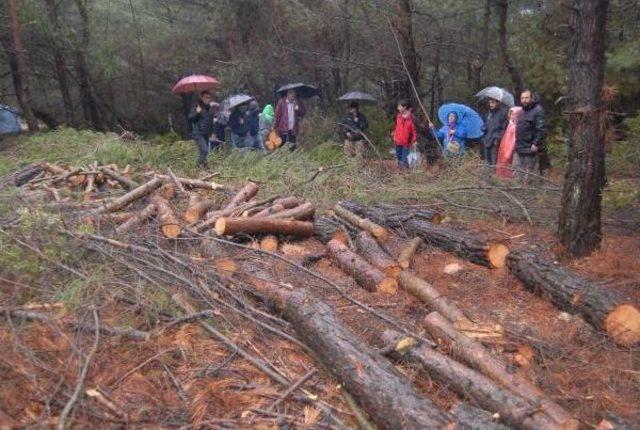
[397,237,422,269]
[507,251,640,346]
[270,202,315,220]
[242,270,455,430]
[326,239,398,295]
[496,0,524,98]
[423,312,579,429]
[94,176,164,214]
[333,204,389,242]
[6,0,38,132]
[115,203,156,234]
[354,231,401,278]
[99,167,139,189]
[313,216,351,245]
[214,217,314,238]
[44,0,74,125]
[392,0,421,99]
[253,203,285,218]
[73,0,106,131]
[557,0,610,257]
[382,330,562,430]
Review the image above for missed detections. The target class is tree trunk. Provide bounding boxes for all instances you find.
[313,216,351,245]
[382,330,562,430]
[269,202,315,220]
[73,0,106,131]
[99,167,139,189]
[398,237,422,269]
[497,0,524,98]
[44,0,74,125]
[557,0,609,257]
[507,251,640,346]
[478,0,492,90]
[423,312,579,429]
[393,0,421,99]
[340,201,509,269]
[6,0,39,132]
[115,203,156,234]
[354,231,401,278]
[333,204,389,242]
[398,271,470,324]
[242,271,455,430]
[253,203,285,218]
[214,217,314,238]
[326,239,398,295]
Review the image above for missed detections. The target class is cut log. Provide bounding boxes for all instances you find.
[423,312,578,429]
[115,203,156,234]
[398,271,470,324]
[150,192,181,238]
[260,235,279,252]
[382,330,561,430]
[187,193,201,207]
[166,168,186,194]
[214,217,314,238]
[326,239,398,295]
[12,164,44,187]
[270,202,315,220]
[507,251,640,347]
[333,204,389,242]
[185,199,217,224]
[224,182,259,210]
[340,201,509,269]
[95,176,164,214]
[242,271,455,430]
[253,203,285,218]
[339,200,442,227]
[89,212,135,228]
[313,216,351,245]
[153,174,225,191]
[40,162,69,176]
[213,257,237,275]
[196,182,260,231]
[83,173,96,202]
[398,237,422,269]
[355,231,401,278]
[273,196,300,209]
[450,403,512,430]
[99,166,139,189]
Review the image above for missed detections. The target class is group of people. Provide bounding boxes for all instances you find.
[382,89,547,181]
[188,89,307,167]
[190,85,548,182]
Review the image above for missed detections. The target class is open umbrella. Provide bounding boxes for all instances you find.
[475,86,515,107]
[276,83,320,99]
[438,103,485,139]
[222,94,254,110]
[338,91,376,103]
[172,74,220,94]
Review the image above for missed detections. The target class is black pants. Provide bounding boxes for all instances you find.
[483,144,498,165]
[279,130,297,151]
[193,133,210,167]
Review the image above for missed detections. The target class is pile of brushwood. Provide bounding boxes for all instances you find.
[0,162,638,429]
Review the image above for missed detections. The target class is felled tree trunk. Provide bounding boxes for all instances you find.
[398,237,422,269]
[115,203,156,234]
[326,239,397,295]
[313,216,351,245]
[242,270,455,430]
[196,182,259,231]
[382,330,561,430]
[507,251,640,347]
[339,200,442,228]
[253,203,285,218]
[99,166,139,189]
[333,204,389,242]
[340,201,509,269]
[95,176,164,214]
[185,199,217,224]
[354,231,401,278]
[398,271,469,324]
[150,186,181,238]
[423,312,578,429]
[214,217,314,238]
[270,202,315,220]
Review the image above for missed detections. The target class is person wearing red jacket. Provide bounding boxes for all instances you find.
[392,99,417,169]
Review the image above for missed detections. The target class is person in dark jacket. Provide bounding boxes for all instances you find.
[515,90,547,183]
[274,89,306,150]
[228,105,249,149]
[245,101,263,151]
[188,91,215,168]
[340,101,369,159]
[482,98,509,167]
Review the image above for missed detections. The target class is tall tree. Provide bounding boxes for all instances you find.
[392,0,421,99]
[496,0,523,97]
[558,0,610,257]
[6,0,39,131]
[44,0,75,125]
[73,0,105,131]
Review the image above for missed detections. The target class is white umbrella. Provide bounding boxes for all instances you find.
[475,86,515,107]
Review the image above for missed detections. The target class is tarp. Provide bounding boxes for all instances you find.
[0,105,22,135]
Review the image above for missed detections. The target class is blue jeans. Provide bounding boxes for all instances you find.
[230,133,247,150]
[395,145,410,169]
[247,133,264,151]
[193,133,209,166]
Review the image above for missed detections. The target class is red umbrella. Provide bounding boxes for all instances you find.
[172,74,220,94]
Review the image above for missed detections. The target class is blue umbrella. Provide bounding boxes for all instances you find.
[438,103,484,139]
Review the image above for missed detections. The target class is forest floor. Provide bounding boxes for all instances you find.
[0,128,638,429]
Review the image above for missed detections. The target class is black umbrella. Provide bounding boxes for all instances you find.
[222,94,255,110]
[276,83,320,99]
[338,91,376,103]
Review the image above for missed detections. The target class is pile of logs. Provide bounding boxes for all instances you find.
[11,162,317,246]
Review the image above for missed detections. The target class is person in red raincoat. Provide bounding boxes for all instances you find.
[392,99,417,169]
[496,106,522,178]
